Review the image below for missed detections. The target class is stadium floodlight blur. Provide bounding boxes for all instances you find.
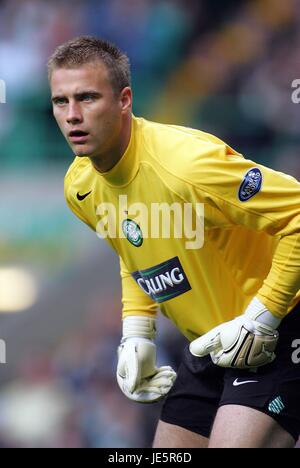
[0,267,38,313]
[0,79,5,103]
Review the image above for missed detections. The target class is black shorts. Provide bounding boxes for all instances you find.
[161,302,300,442]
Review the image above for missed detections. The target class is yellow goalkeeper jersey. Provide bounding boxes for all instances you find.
[64,116,300,341]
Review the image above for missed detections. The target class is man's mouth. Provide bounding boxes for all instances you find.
[69,130,89,144]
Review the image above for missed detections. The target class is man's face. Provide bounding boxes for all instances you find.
[50,61,127,158]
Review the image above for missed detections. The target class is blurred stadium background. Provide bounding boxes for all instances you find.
[0,0,299,448]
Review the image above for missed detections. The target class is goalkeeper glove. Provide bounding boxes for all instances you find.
[190,297,280,369]
[117,316,177,403]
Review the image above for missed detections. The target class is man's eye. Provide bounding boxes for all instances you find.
[55,99,67,105]
[81,95,93,102]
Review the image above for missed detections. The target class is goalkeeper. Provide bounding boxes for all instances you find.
[48,36,300,448]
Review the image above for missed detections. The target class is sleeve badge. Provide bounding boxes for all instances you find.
[238,167,262,202]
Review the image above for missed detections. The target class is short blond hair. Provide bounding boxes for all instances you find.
[48,36,131,95]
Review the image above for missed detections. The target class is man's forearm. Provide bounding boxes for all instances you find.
[257,231,300,318]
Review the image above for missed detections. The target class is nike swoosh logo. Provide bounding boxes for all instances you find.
[233,378,258,387]
[76,191,92,201]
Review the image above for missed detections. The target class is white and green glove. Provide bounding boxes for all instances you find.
[117,316,177,403]
[190,297,280,369]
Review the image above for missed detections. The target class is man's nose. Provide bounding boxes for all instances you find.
[66,102,83,124]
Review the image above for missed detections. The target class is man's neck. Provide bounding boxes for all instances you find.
[90,114,132,173]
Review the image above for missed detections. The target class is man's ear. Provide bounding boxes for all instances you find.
[120,87,132,113]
